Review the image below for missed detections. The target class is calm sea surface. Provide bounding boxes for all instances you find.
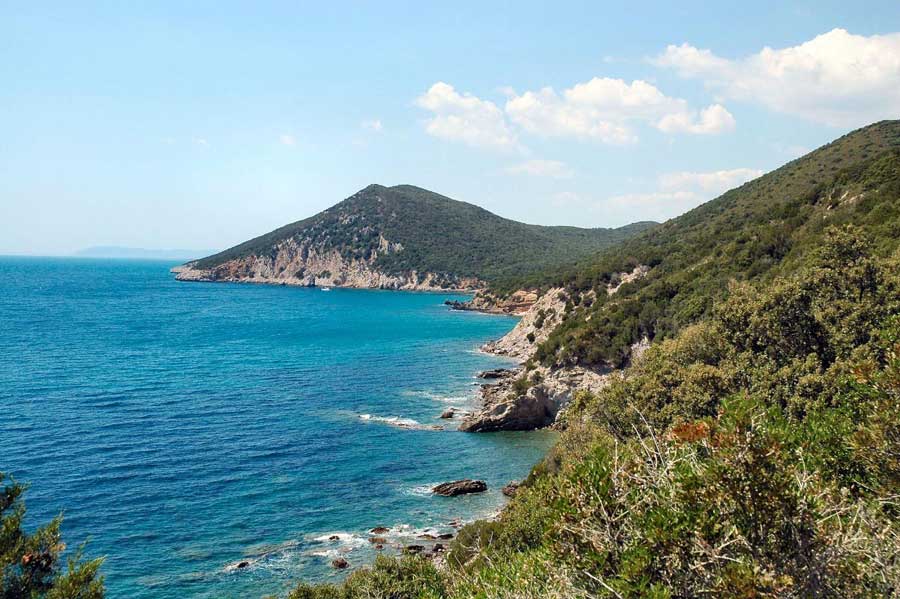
[0,257,555,598]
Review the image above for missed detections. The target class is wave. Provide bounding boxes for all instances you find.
[358,414,443,431]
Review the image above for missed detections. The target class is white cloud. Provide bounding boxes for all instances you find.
[504,77,734,143]
[415,82,518,149]
[505,159,574,179]
[654,28,900,127]
[657,104,735,134]
[279,134,296,146]
[193,138,209,147]
[362,119,383,132]
[659,167,763,194]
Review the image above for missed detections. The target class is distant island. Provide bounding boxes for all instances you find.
[75,246,219,261]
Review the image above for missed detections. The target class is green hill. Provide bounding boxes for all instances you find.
[178,184,655,290]
[525,120,900,367]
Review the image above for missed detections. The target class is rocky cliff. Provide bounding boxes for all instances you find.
[461,267,650,432]
[173,234,480,291]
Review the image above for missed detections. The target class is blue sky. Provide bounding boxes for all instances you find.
[3,1,899,255]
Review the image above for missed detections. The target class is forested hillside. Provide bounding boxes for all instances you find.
[182,184,654,289]
[516,120,900,368]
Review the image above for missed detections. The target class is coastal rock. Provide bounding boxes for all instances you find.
[477,368,510,379]
[437,533,454,540]
[328,535,340,541]
[369,537,387,544]
[459,383,558,432]
[236,561,250,569]
[501,482,520,497]
[480,288,567,360]
[432,479,487,496]
[370,527,390,534]
[331,558,349,569]
[439,408,455,419]
[174,235,483,293]
[460,364,612,432]
[444,289,539,315]
[404,545,425,553]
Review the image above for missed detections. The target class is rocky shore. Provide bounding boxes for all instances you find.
[460,268,650,433]
[172,236,482,292]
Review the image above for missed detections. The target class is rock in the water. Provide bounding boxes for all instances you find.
[439,408,455,419]
[332,558,349,569]
[236,561,250,569]
[477,368,510,379]
[433,543,445,552]
[370,527,390,534]
[374,544,384,550]
[501,482,520,497]
[328,535,340,541]
[404,545,425,553]
[369,536,387,544]
[437,533,454,540]
[432,479,487,496]
[418,533,437,540]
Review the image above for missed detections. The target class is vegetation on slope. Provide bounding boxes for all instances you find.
[286,225,900,598]
[1,473,104,598]
[191,184,655,287]
[514,121,900,368]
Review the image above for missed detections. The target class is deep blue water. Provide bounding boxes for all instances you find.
[0,257,554,598]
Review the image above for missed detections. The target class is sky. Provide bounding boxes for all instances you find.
[2,1,900,255]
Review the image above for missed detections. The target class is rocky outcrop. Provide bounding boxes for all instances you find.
[479,287,567,360]
[173,235,482,292]
[501,482,520,497]
[461,277,655,432]
[445,289,539,315]
[477,368,511,379]
[432,479,487,496]
[607,264,651,295]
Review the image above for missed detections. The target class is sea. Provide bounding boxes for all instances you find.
[0,257,555,598]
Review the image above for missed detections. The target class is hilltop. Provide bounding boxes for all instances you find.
[174,184,654,292]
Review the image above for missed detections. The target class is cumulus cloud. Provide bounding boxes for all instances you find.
[654,28,900,127]
[279,134,297,146]
[415,82,517,149]
[505,159,574,179]
[504,77,734,143]
[657,104,736,134]
[416,77,734,149]
[362,119,383,132]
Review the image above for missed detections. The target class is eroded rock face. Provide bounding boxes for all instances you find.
[480,287,567,360]
[173,235,482,292]
[432,479,487,496]
[460,364,615,432]
[458,379,558,432]
[445,289,539,315]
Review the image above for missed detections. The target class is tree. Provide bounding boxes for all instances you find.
[1,473,104,599]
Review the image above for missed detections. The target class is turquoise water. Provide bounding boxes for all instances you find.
[0,257,555,598]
